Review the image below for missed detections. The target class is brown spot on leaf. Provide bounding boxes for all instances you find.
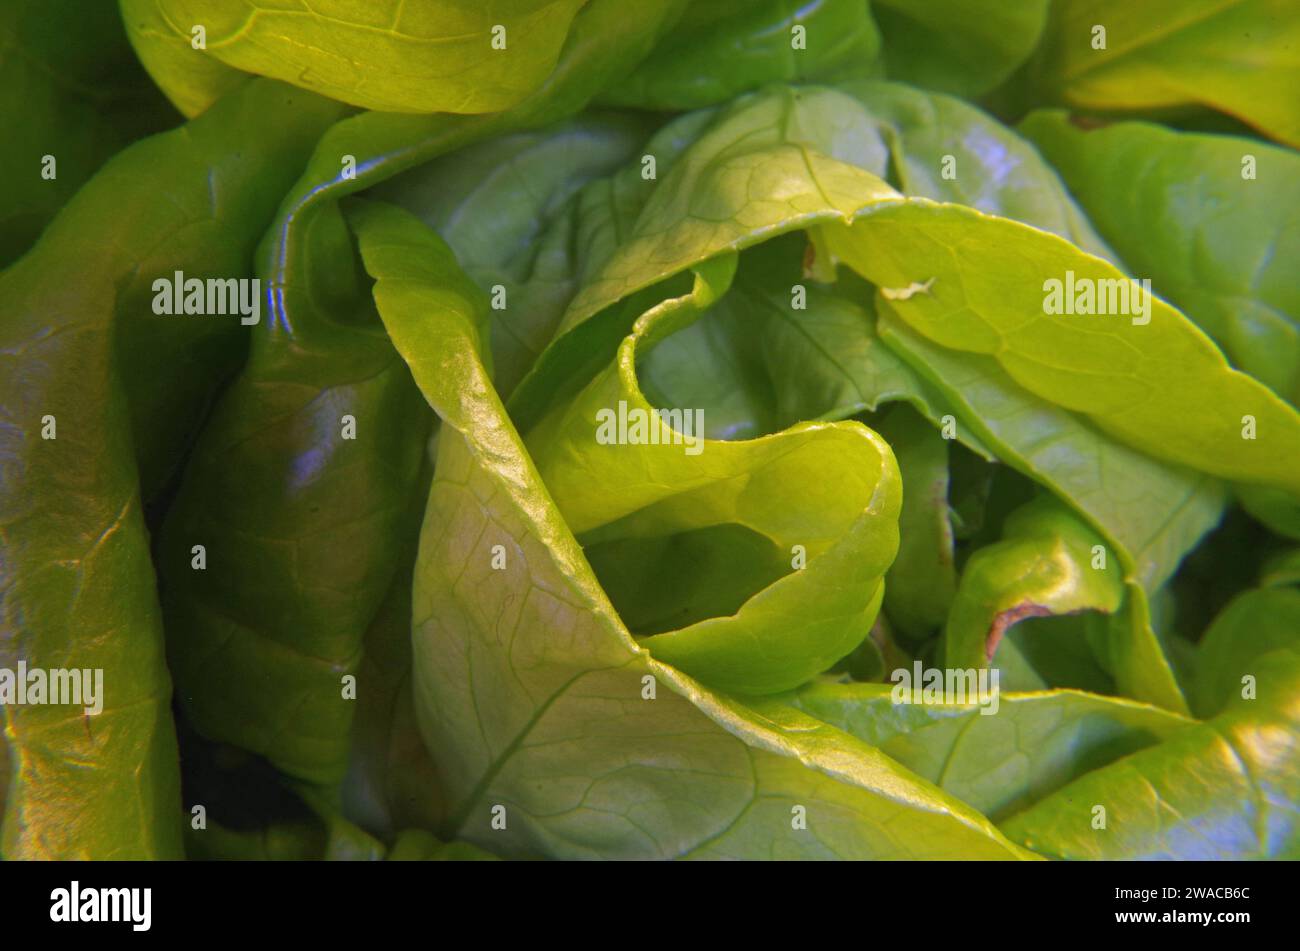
[985,603,1054,661]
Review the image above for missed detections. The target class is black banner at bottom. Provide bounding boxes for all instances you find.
[0,858,1282,939]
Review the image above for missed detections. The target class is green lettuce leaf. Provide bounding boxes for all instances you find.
[784,680,1190,822]
[636,238,968,443]
[511,81,1114,430]
[876,406,959,638]
[550,83,1113,342]
[122,0,691,118]
[0,78,341,859]
[599,0,881,111]
[942,496,1124,670]
[875,317,1216,711]
[372,114,656,397]
[150,0,691,789]
[347,197,1032,859]
[1020,111,1300,406]
[1019,111,1300,542]
[1238,486,1300,542]
[240,0,703,426]
[823,204,1300,495]
[122,0,600,116]
[0,0,176,267]
[508,82,1242,711]
[1001,649,1300,859]
[838,82,1114,258]
[1027,0,1300,148]
[155,145,432,787]
[523,256,902,695]
[1194,586,1300,718]
[341,459,449,839]
[871,0,1050,97]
